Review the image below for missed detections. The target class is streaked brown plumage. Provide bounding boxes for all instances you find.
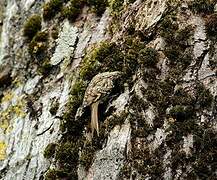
[82,71,122,137]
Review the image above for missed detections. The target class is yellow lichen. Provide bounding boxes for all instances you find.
[1,91,14,102]
[0,108,13,133]
[0,141,7,160]
[0,98,26,134]
[13,100,26,118]
[12,77,23,87]
[0,120,9,131]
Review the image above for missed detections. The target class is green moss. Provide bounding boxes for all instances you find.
[160,16,193,72]
[43,0,63,20]
[129,94,155,138]
[193,128,217,178]
[161,14,193,70]
[159,79,176,97]
[28,30,49,72]
[61,0,85,21]
[160,14,178,44]
[71,79,86,98]
[80,42,123,80]
[79,49,101,81]
[49,101,59,116]
[106,112,128,132]
[205,13,217,37]
[166,119,196,149]
[44,169,70,180]
[166,121,217,178]
[54,89,85,178]
[144,84,168,112]
[171,87,195,106]
[195,83,213,109]
[121,38,145,76]
[138,47,159,68]
[80,38,145,84]
[38,59,53,76]
[87,0,108,15]
[165,48,192,70]
[164,45,193,69]
[61,6,80,21]
[28,31,48,56]
[79,141,97,170]
[164,45,181,62]
[23,14,42,40]
[32,31,48,42]
[44,143,56,159]
[51,27,59,39]
[60,78,86,134]
[143,84,169,128]
[131,116,153,138]
[122,37,146,75]
[169,105,193,121]
[118,163,131,179]
[189,0,215,14]
[129,94,149,112]
[55,141,82,173]
[148,158,164,178]
[79,126,108,170]
[160,14,192,43]
[171,150,187,170]
[126,141,165,178]
[109,0,124,12]
[175,26,194,48]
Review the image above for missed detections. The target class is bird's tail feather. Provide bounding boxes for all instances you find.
[91,101,99,137]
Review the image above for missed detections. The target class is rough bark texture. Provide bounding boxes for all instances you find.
[0,0,216,179]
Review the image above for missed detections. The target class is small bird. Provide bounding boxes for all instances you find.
[82,71,122,137]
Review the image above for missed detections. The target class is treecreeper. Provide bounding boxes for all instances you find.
[81,71,122,138]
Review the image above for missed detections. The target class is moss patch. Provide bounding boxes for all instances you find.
[195,82,213,109]
[26,29,54,75]
[42,0,120,22]
[51,26,59,39]
[188,0,215,14]
[160,13,194,87]
[44,169,70,180]
[28,31,48,56]
[23,14,42,40]
[108,0,124,12]
[138,47,159,68]
[49,101,59,116]
[44,143,56,159]
[205,13,217,38]
[43,0,64,20]
[87,0,108,15]
[167,121,217,178]
[61,0,85,21]
[119,9,214,177]
[169,105,193,121]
